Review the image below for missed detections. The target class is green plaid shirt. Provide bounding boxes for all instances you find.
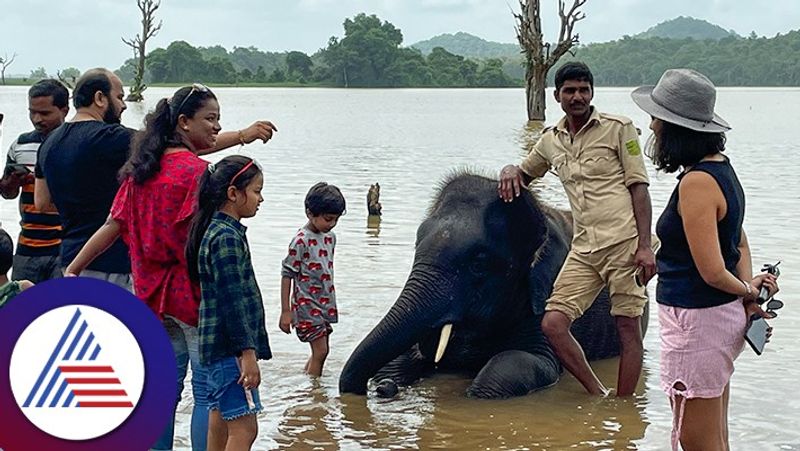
[198,212,271,365]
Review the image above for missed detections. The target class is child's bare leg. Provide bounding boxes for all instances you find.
[207,409,228,451]
[224,414,257,451]
[305,335,330,377]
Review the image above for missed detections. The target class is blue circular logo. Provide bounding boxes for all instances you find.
[0,278,176,450]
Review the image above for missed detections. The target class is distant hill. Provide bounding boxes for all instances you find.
[635,16,740,40]
[410,17,739,59]
[410,32,520,58]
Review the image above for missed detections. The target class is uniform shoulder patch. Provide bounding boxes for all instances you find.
[625,139,641,156]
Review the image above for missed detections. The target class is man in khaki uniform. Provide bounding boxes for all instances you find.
[498,62,656,396]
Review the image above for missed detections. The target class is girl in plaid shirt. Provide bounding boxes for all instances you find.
[186,155,271,451]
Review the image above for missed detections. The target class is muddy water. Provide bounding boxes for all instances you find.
[1,86,797,450]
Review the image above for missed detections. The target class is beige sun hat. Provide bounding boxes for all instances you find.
[631,68,731,133]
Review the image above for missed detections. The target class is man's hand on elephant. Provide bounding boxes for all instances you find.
[634,246,656,285]
[498,165,525,202]
[241,120,277,144]
[279,311,292,334]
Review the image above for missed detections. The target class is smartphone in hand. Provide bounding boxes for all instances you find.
[745,315,769,355]
[5,163,32,175]
[633,266,645,287]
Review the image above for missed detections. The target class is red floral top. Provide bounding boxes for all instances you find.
[111,149,207,326]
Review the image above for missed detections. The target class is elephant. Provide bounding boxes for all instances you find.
[339,172,648,399]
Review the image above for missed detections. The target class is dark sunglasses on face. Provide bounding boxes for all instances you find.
[173,83,210,124]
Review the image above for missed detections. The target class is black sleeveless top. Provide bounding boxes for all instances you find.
[655,157,745,308]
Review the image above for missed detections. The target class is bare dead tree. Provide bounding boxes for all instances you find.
[0,53,18,85]
[514,0,587,121]
[56,70,74,89]
[122,0,162,102]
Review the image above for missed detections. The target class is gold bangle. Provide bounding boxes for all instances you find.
[238,130,246,146]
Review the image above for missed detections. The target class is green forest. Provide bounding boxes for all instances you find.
[115,14,515,88]
[561,32,800,86]
[36,13,800,88]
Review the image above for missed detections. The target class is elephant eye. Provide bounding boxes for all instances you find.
[469,253,490,277]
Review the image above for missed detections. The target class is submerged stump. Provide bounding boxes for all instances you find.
[367,182,382,216]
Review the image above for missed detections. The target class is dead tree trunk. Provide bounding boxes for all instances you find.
[122,0,162,102]
[56,71,74,89]
[527,65,548,122]
[515,0,588,121]
[367,182,382,216]
[0,53,17,85]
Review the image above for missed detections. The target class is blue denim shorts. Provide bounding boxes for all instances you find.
[207,356,262,421]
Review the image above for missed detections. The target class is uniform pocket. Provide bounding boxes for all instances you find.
[552,153,569,182]
[581,147,618,177]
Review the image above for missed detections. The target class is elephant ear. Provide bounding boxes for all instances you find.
[484,192,548,270]
[527,214,571,314]
[487,192,570,316]
[507,192,549,258]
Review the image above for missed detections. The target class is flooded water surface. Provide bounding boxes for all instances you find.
[1,86,798,450]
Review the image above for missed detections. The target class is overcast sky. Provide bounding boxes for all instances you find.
[1,0,798,75]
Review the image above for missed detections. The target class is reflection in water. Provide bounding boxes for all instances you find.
[275,379,337,449]
[266,356,651,449]
[516,120,545,157]
[366,215,381,238]
[406,359,650,450]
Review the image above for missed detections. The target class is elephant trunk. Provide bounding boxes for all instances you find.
[339,264,452,395]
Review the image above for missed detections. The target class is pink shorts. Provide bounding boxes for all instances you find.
[659,299,747,450]
[659,299,747,399]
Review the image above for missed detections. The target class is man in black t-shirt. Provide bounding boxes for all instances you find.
[34,68,134,290]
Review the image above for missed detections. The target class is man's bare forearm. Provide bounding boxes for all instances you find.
[629,182,652,248]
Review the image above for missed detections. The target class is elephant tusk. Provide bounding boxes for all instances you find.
[434,324,453,364]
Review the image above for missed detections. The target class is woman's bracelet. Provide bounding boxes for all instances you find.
[740,279,753,301]
[238,130,246,146]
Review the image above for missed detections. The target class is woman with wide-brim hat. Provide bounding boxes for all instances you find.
[632,68,779,451]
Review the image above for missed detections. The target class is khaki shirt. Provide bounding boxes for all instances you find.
[520,108,648,253]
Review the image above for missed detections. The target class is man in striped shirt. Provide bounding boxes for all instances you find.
[0,79,68,283]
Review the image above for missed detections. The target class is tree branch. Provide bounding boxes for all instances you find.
[547,0,587,68]
[122,36,140,50]
[56,70,74,89]
[514,0,589,120]
[0,52,18,68]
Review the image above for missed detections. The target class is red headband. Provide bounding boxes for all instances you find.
[230,160,255,186]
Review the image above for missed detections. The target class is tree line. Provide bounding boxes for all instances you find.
[0,13,773,88]
[560,31,800,86]
[6,13,800,88]
[115,13,517,88]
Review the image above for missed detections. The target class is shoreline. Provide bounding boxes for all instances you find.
[2,79,800,89]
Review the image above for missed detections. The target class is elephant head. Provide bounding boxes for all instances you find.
[340,173,554,395]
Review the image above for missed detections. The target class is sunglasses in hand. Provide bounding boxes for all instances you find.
[764,298,784,319]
